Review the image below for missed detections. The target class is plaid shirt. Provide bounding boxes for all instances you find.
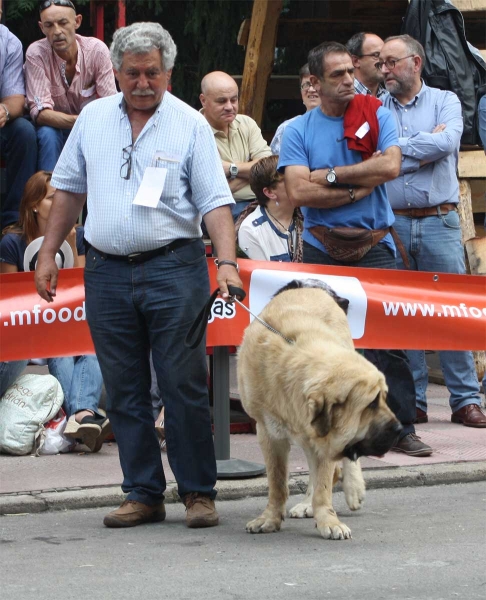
[354,78,386,99]
[52,92,234,254]
[25,34,116,121]
[0,25,25,99]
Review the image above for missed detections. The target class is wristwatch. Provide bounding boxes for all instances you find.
[229,163,238,180]
[0,103,10,123]
[326,167,337,185]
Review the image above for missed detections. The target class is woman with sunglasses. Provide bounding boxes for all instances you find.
[0,171,110,453]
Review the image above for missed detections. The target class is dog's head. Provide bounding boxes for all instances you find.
[273,279,349,314]
[304,356,402,460]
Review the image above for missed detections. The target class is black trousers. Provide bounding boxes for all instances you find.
[303,241,417,438]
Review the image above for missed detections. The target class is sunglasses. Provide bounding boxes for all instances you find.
[39,0,76,13]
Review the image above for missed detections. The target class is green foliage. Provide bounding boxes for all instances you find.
[6,0,89,20]
[124,0,252,106]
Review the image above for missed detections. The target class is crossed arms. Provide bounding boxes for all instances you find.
[284,145,401,209]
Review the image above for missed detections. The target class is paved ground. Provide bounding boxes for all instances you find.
[1,482,485,600]
[1,377,485,515]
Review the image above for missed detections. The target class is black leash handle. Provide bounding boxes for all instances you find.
[184,286,246,349]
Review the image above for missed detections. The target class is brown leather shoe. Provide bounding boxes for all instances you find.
[183,493,219,528]
[414,408,428,424]
[451,404,486,428]
[391,433,433,457]
[103,500,166,528]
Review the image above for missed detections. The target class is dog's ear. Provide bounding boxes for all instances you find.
[308,394,333,437]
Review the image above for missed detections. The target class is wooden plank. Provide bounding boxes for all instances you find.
[458,180,477,244]
[454,0,486,11]
[458,151,486,178]
[239,0,283,126]
[465,237,486,273]
[470,179,486,213]
[457,178,486,382]
[237,19,251,46]
[238,13,485,48]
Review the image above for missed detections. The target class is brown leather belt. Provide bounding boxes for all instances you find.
[393,203,457,218]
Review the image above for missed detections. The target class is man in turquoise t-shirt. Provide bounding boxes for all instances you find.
[278,41,432,458]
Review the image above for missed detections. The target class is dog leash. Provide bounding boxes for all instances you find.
[229,294,295,345]
[185,285,294,349]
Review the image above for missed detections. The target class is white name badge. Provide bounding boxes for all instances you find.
[355,121,370,139]
[133,167,167,208]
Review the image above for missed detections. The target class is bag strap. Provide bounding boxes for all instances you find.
[390,226,410,269]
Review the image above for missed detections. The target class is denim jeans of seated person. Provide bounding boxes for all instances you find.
[0,355,103,420]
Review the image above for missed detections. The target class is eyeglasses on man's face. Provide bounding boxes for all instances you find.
[300,81,316,91]
[358,51,381,59]
[120,144,133,180]
[375,55,415,71]
[39,0,76,12]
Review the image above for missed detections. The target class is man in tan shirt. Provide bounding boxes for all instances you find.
[200,71,271,220]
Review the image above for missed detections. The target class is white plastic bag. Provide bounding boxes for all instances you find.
[37,407,75,455]
[0,374,64,455]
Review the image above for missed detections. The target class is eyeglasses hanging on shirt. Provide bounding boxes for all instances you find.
[120,144,133,180]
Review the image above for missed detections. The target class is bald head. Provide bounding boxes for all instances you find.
[200,71,239,132]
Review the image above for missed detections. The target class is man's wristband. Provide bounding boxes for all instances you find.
[0,103,10,122]
[214,259,239,272]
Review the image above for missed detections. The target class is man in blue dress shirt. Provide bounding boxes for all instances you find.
[35,22,243,528]
[380,34,485,428]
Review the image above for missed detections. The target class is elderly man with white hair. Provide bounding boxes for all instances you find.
[35,22,242,529]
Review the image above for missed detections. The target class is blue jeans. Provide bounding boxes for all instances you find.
[393,212,481,412]
[0,117,37,228]
[0,360,28,397]
[47,355,103,418]
[37,126,71,171]
[84,240,216,505]
[303,241,418,438]
[231,200,252,221]
[0,356,102,416]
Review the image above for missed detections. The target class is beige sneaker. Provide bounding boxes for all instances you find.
[103,500,166,528]
[183,493,219,528]
[64,414,101,452]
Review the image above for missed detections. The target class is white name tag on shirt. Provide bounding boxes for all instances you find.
[133,167,167,208]
[355,121,370,139]
[80,84,96,97]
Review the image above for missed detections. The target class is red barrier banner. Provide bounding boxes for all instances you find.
[1,258,485,361]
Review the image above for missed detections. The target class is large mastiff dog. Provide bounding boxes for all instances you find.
[237,279,401,540]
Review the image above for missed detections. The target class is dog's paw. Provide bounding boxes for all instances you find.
[343,484,366,511]
[288,501,314,518]
[317,521,352,540]
[246,516,282,533]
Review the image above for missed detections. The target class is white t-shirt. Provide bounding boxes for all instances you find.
[237,205,296,262]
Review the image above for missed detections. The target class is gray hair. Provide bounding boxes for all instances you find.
[110,22,177,71]
[384,34,425,73]
[346,32,367,57]
[298,63,310,81]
